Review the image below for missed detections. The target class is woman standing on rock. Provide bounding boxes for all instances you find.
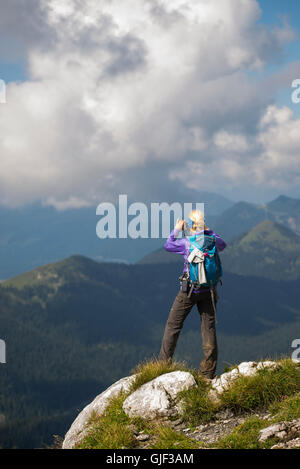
[158,209,226,379]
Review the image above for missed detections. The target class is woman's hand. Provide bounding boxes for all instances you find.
[175,218,185,231]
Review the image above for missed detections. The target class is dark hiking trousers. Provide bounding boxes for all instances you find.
[158,288,219,379]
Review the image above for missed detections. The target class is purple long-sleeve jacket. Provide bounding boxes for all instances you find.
[164,228,227,294]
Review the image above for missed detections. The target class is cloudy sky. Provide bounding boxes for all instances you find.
[0,0,300,209]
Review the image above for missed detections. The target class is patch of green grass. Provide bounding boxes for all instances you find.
[130,416,204,449]
[149,425,204,449]
[220,359,300,413]
[223,363,237,373]
[270,393,300,422]
[214,417,275,449]
[76,392,136,449]
[178,375,218,426]
[129,358,191,393]
[130,415,152,434]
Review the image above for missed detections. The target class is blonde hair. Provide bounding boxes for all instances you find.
[188,210,209,232]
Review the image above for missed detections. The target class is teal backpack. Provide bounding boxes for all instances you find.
[187,233,223,288]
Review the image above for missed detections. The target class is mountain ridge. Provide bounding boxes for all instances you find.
[221,219,300,281]
[0,194,299,279]
[137,219,300,281]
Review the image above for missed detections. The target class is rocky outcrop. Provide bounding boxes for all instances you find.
[208,361,278,403]
[62,375,136,449]
[259,419,300,447]
[62,371,196,449]
[173,409,271,445]
[123,371,196,420]
[271,438,300,449]
[62,360,299,449]
[211,361,277,394]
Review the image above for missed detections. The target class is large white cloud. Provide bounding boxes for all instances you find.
[0,0,298,208]
[256,105,300,185]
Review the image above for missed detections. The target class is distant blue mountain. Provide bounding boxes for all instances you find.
[0,191,233,279]
[0,193,299,280]
[213,195,300,241]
